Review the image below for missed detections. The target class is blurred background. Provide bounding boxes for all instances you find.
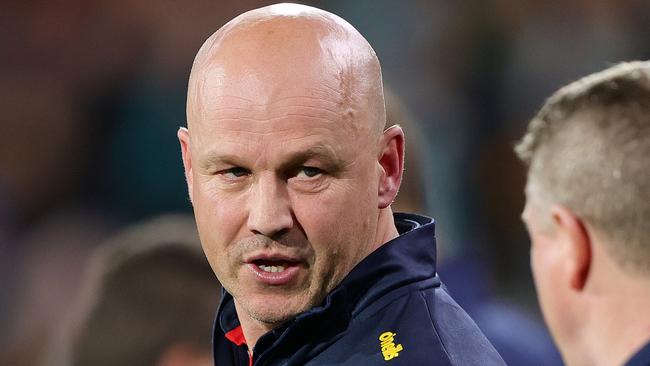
[1,0,648,365]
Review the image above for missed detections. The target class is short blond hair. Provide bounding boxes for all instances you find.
[516,61,650,274]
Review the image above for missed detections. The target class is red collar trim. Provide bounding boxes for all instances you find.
[224,325,247,346]
[224,326,252,365]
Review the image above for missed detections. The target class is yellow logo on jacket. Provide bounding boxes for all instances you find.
[379,331,403,361]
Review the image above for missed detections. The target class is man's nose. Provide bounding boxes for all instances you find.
[247,174,294,238]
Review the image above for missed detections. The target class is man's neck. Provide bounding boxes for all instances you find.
[585,275,650,366]
[234,300,282,353]
[372,208,400,251]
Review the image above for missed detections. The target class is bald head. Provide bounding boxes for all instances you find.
[186,3,385,137]
[178,5,405,345]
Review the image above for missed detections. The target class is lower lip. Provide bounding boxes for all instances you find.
[246,263,302,286]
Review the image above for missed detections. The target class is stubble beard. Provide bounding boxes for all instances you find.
[227,233,323,326]
[225,232,354,328]
[243,287,320,326]
[233,264,336,328]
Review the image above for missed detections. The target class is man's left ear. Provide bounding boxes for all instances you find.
[177,127,194,204]
[551,205,593,291]
[377,125,405,209]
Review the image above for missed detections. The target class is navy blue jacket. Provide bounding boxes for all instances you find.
[626,341,650,366]
[213,213,505,365]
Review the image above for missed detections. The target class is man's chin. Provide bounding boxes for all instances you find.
[242,296,312,326]
[248,309,297,326]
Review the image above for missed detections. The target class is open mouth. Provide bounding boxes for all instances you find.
[254,260,292,273]
[247,258,302,285]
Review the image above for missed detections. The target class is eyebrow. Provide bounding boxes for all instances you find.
[199,145,342,172]
[278,145,341,171]
[199,153,244,171]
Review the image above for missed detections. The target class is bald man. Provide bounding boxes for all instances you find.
[178,4,504,365]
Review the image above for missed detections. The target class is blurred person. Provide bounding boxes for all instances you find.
[43,214,219,366]
[178,3,503,365]
[517,61,650,366]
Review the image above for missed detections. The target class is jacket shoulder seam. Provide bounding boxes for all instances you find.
[419,290,453,362]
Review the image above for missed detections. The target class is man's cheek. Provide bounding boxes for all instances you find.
[293,187,344,222]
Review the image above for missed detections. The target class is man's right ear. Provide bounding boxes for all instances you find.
[177,127,193,203]
[550,204,592,291]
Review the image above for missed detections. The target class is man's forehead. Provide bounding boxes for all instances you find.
[192,101,359,152]
[199,97,346,128]
[191,62,366,137]
[198,61,342,107]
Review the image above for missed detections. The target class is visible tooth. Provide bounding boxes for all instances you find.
[257,264,286,273]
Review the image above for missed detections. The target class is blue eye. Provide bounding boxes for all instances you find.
[226,167,250,177]
[218,167,250,181]
[297,166,322,178]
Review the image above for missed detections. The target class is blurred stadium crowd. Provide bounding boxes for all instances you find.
[1,1,648,365]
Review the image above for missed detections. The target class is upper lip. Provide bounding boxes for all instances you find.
[244,252,304,264]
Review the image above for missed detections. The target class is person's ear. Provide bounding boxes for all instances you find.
[377,125,404,209]
[177,127,194,203]
[551,205,592,291]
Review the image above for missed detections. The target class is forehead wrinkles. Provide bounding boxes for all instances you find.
[192,72,369,144]
[196,92,330,121]
[192,109,355,156]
